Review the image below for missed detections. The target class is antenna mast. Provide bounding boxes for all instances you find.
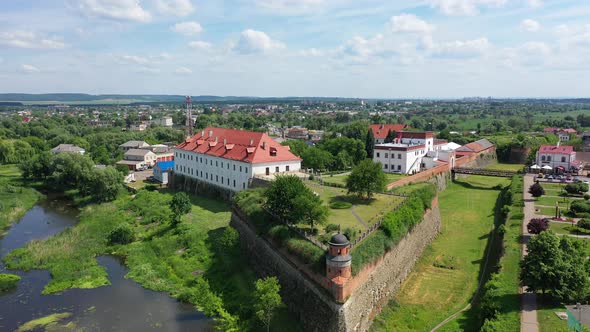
[185,95,193,138]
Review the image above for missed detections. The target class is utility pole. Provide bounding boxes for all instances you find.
[185,96,193,139]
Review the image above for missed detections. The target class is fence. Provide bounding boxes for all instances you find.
[349,196,408,249]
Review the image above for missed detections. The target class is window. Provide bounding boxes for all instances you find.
[384,164,388,169]
[385,153,388,158]
[245,167,248,173]
[216,161,218,167]
[221,176,223,183]
[547,156,552,162]
[275,166,279,173]
[286,165,290,172]
[398,154,401,159]
[233,180,236,187]
[397,165,401,171]
[206,173,208,179]
[227,178,229,185]
[216,175,219,182]
[542,155,546,162]
[243,183,245,189]
[561,156,566,162]
[221,162,223,168]
[377,152,380,158]
[240,166,242,172]
[234,165,236,171]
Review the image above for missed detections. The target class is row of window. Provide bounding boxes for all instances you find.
[376,152,403,159]
[384,164,402,171]
[176,165,246,189]
[176,152,249,174]
[540,155,567,162]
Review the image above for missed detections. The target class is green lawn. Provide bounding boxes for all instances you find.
[371,175,510,331]
[534,195,582,207]
[485,162,525,172]
[549,222,590,236]
[0,164,43,233]
[537,298,568,332]
[304,181,404,238]
[389,182,433,195]
[321,172,406,186]
[535,206,564,217]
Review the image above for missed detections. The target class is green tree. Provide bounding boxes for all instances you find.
[365,128,374,158]
[301,147,333,171]
[92,167,123,202]
[293,192,329,233]
[346,159,386,199]
[384,129,397,143]
[91,145,111,165]
[265,175,309,223]
[170,192,192,227]
[528,182,545,198]
[254,276,283,332]
[280,139,308,157]
[520,231,561,295]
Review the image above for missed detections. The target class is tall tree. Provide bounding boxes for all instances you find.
[265,175,309,223]
[254,277,283,332]
[365,128,374,159]
[92,167,124,202]
[170,192,192,227]
[293,193,329,233]
[384,129,397,143]
[346,159,386,199]
[520,231,561,295]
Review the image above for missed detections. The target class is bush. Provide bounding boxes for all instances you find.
[285,238,325,270]
[351,230,393,275]
[108,223,135,245]
[324,223,339,233]
[268,225,291,245]
[497,224,506,236]
[0,273,21,292]
[527,218,549,234]
[329,201,352,209]
[500,205,510,219]
[219,227,239,250]
[565,183,589,195]
[584,194,590,201]
[343,227,357,240]
[578,219,590,230]
[528,182,545,198]
[571,200,590,214]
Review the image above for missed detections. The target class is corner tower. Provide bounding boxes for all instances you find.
[326,233,352,302]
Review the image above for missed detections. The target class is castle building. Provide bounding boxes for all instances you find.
[326,233,352,302]
[174,127,302,192]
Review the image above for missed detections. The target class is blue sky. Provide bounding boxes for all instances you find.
[1,0,590,98]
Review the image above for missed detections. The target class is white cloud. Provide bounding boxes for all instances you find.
[432,37,490,58]
[430,0,507,16]
[120,55,151,65]
[171,21,203,36]
[72,0,151,23]
[521,19,541,32]
[390,14,434,34]
[175,66,193,74]
[234,29,285,54]
[189,40,212,50]
[0,31,66,49]
[256,0,324,13]
[134,67,161,74]
[299,48,325,57]
[527,0,543,8]
[522,41,550,55]
[554,24,570,35]
[21,64,40,73]
[154,0,195,16]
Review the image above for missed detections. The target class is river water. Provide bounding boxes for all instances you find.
[0,198,213,331]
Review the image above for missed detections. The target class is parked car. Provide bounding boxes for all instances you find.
[546,175,554,180]
[566,175,573,181]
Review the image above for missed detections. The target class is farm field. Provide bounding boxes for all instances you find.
[371,175,510,331]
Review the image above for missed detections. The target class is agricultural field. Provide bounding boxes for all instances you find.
[372,175,510,331]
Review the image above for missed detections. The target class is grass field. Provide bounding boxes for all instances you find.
[534,195,581,207]
[537,298,568,332]
[0,165,43,233]
[321,173,406,186]
[372,175,510,331]
[549,222,590,235]
[304,181,404,237]
[485,162,525,172]
[535,206,564,217]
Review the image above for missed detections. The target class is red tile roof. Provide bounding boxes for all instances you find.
[400,131,433,139]
[538,145,575,155]
[370,124,408,139]
[175,127,301,164]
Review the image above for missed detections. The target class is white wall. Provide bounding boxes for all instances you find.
[536,153,576,171]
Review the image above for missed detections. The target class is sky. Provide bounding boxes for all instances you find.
[1,0,590,98]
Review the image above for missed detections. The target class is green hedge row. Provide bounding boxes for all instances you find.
[351,183,437,275]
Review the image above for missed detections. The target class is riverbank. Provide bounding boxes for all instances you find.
[3,188,301,331]
[0,165,42,234]
[371,175,510,331]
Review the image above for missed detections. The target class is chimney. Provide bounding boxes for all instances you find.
[201,130,205,136]
[250,139,254,146]
[262,141,266,149]
[215,136,218,143]
[223,138,227,145]
[380,124,384,129]
[209,130,213,137]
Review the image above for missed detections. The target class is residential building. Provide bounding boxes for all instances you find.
[130,123,148,131]
[454,138,495,157]
[153,161,174,184]
[151,116,173,127]
[174,127,302,191]
[543,127,577,142]
[373,131,446,174]
[116,149,157,171]
[50,144,85,155]
[536,144,582,172]
[119,140,150,151]
[147,144,175,162]
[369,124,409,144]
[286,127,309,140]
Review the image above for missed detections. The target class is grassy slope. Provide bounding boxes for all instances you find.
[372,175,509,332]
[484,162,525,172]
[0,165,42,233]
[4,190,301,331]
[322,173,405,186]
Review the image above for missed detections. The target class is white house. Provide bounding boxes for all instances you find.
[536,144,581,172]
[174,127,302,191]
[116,149,157,171]
[373,132,447,174]
[153,161,174,184]
[50,144,85,155]
[152,116,173,127]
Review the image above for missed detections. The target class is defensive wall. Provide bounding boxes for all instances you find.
[231,198,441,332]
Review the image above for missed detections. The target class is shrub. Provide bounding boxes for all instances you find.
[268,225,291,245]
[527,218,549,234]
[285,238,325,270]
[497,224,506,236]
[324,223,339,233]
[351,230,393,275]
[0,273,20,292]
[219,227,239,250]
[343,227,357,240]
[584,194,590,201]
[108,223,135,245]
[500,205,510,219]
[329,201,352,209]
[578,219,590,230]
[528,182,545,198]
[565,183,589,195]
[571,200,590,214]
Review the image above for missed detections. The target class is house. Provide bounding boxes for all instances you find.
[151,116,173,127]
[536,144,582,173]
[373,131,446,174]
[130,123,148,131]
[369,124,409,144]
[119,140,150,151]
[50,144,85,155]
[153,161,174,184]
[454,138,496,157]
[544,127,577,142]
[147,144,175,162]
[116,149,157,171]
[174,127,302,191]
[286,127,309,140]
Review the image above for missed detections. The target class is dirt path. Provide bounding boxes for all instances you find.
[522,174,540,332]
[350,206,369,229]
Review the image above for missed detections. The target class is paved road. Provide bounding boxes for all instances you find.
[522,174,540,332]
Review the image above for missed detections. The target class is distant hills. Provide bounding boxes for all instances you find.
[0,93,367,105]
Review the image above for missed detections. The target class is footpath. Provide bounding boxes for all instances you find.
[521,174,539,332]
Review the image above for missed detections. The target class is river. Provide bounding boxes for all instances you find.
[0,197,213,331]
